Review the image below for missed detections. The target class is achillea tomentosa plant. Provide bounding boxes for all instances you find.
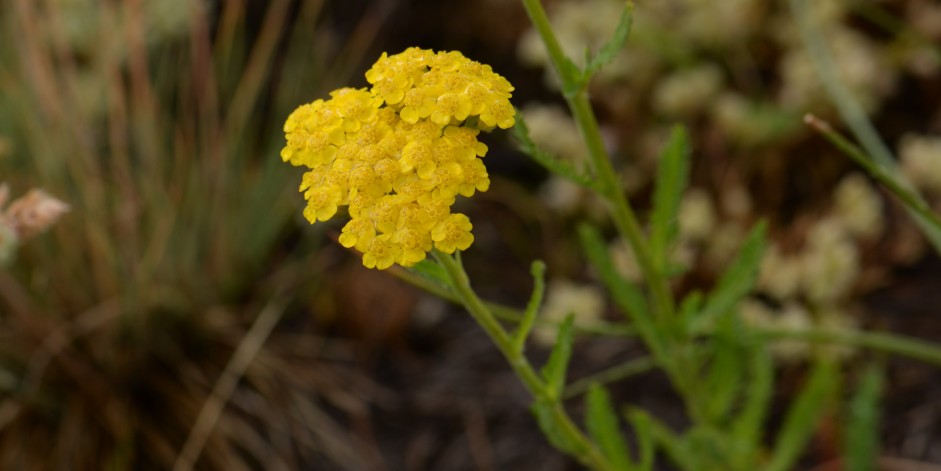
[283,2,941,471]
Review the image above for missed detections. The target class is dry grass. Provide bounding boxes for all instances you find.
[0,0,387,468]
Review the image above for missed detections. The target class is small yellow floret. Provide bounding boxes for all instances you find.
[431,213,474,253]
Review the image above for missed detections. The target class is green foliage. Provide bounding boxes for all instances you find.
[628,408,698,470]
[767,360,839,471]
[409,258,451,286]
[649,125,691,275]
[844,364,884,471]
[511,113,599,190]
[585,383,634,470]
[577,1,635,91]
[729,342,774,466]
[702,322,747,424]
[541,314,576,400]
[625,408,655,470]
[691,222,767,333]
[577,223,661,360]
[532,401,580,455]
[514,260,548,351]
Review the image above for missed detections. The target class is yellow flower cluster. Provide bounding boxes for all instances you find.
[281,48,515,269]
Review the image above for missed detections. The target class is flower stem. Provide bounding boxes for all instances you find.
[520,0,673,320]
[433,251,617,471]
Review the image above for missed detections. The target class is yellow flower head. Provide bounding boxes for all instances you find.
[282,48,515,269]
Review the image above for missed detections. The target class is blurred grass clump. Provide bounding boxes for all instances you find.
[0,0,381,468]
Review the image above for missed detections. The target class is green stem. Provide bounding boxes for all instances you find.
[395,265,941,370]
[433,252,541,392]
[520,0,673,321]
[804,114,941,230]
[390,265,637,336]
[563,355,656,399]
[433,251,617,471]
[789,0,941,253]
[756,326,941,365]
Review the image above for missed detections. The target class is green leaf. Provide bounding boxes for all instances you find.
[704,330,746,424]
[678,291,703,331]
[729,340,774,466]
[691,221,767,333]
[649,126,691,274]
[511,112,598,190]
[560,57,588,98]
[513,260,548,351]
[844,364,883,471]
[541,314,576,400]
[626,408,654,470]
[577,224,661,359]
[585,383,633,470]
[582,1,635,82]
[532,400,577,454]
[766,360,839,471]
[627,408,696,471]
[408,258,450,285]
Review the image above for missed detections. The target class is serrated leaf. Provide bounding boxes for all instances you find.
[844,364,883,471]
[582,1,635,81]
[649,126,691,274]
[691,221,767,333]
[585,383,633,470]
[408,258,450,285]
[541,314,575,400]
[766,360,839,471]
[511,112,597,190]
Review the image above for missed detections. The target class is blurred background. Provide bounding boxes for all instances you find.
[1,0,941,469]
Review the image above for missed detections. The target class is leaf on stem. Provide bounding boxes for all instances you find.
[408,258,451,286]
[766,359,839,471]
[580,1,635,87]
[844,363,883,471]
[691,221,767,333]
[586,383,633,470]
[511,112,599,190]
[730,338,774,465]
[577,224,661,359]
[649,125,691,276]
[541,313,576,400]
[532,401,578,454]
[626,408,695,470]
[625,408,654,470]
[514,260,548,351]
[703,324,747,425]
[678,291,703,332]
